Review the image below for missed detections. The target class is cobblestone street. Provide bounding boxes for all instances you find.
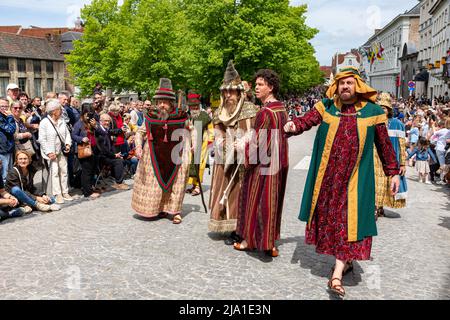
[1,129,449,300]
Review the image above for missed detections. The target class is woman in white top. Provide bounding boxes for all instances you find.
[431,119,450,185]
[38,99,74,203]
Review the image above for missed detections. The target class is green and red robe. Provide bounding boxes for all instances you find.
[291,98,399,259]
[131,108,191,217]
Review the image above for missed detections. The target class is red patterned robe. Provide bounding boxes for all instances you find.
[237,101,289,251]
[292,104,399,260]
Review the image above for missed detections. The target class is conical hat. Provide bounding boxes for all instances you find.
[220,60,244,91]
[153,78,176,101]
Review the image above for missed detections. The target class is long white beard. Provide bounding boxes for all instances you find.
[190,109,201,119]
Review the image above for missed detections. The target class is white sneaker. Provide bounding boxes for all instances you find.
[55,195,65,204]
[35,202,51,212]
[21,206,33,214]
[436,181,446,185]
[50,204,61,211]
[425,181,432,185]
[62,194,74,201]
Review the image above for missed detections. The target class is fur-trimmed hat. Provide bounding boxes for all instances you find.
[153,78,176,101]
[220,60,244,92]
[187,90,201,106]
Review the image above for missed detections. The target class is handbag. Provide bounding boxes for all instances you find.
[77,143,93,159]
[47,116,70,156]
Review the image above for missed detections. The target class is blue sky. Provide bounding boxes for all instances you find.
[0,0,419,65]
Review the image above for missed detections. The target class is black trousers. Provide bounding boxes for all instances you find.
[79,156,96,197]
[100,157,124,184]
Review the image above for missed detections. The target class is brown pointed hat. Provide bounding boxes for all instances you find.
[220,60,244,92]
[153,78,176,101]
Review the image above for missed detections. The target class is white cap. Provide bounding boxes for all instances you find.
[6,83,19,91]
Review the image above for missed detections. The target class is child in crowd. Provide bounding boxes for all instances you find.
[407,137,438,184]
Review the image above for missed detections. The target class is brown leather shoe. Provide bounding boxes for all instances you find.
[265,247,279,257]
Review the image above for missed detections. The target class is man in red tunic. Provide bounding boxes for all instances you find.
[234,69,289,258]
[284,67,400,297]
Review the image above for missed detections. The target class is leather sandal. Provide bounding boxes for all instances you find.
[191,187,201,196]
[328,278,345,297]
[331,261,354,277]
[172,214,182,224]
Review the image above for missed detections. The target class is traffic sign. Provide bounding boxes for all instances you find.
[408,81,416,88]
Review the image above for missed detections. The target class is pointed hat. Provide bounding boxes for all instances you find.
[220,60,244,91]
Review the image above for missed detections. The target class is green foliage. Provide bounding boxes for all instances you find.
[67,0,323,98]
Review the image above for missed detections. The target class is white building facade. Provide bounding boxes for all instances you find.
[360,4,420,98]
[428,0,450,98]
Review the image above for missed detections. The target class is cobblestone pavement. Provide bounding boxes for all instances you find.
[1,128,449,300]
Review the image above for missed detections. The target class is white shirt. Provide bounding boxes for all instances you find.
[431,128,450,152]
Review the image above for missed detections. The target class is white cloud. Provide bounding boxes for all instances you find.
[291,0,419,65]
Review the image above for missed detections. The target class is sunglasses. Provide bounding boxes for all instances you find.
[13,107,23,110]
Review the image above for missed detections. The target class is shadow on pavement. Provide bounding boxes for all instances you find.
[438,216,450,230]
[0,212,40,225]
[288,235,365,299]
[382,210,402,219]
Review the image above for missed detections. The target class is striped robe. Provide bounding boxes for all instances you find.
[236,101,289,251]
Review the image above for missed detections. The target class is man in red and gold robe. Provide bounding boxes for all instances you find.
[284,67,400,297]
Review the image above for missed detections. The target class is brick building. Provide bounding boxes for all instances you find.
[0,32,65,98]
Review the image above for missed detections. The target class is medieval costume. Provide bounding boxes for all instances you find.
[209,61,259,235]
[374,93,407,216]
[289,67,399,262]
[236,100,289,253]
[131,78,191,221]
[186,91,213,196]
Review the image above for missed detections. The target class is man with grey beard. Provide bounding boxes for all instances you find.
[131,78,192,225]
[186,91,212,196]
[208,61,259,245]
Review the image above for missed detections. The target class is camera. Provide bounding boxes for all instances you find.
[87,112,96,121]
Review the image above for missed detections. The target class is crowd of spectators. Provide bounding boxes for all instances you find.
[0,83,144,222]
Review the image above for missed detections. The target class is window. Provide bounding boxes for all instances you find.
[17,59,26,72]
[46,61,53,74]
[348,59,353,65]
[0,58,9,72]
[34,78,42,97]
[18,78,26,93]
[0,77,9,95]
[33,60,41,73]
[46,78,54,92]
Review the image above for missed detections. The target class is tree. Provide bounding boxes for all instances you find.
[66,0,124,96]
[184,0,323,96]
[67,0,323,98]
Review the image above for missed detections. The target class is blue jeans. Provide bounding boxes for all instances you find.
[10,186,55,207]
[436,150,446,167]
[0,152,13,182]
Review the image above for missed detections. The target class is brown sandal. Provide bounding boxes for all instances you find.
[331,261,354,277]
[328,278,345,297]
[191,187,201,196]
